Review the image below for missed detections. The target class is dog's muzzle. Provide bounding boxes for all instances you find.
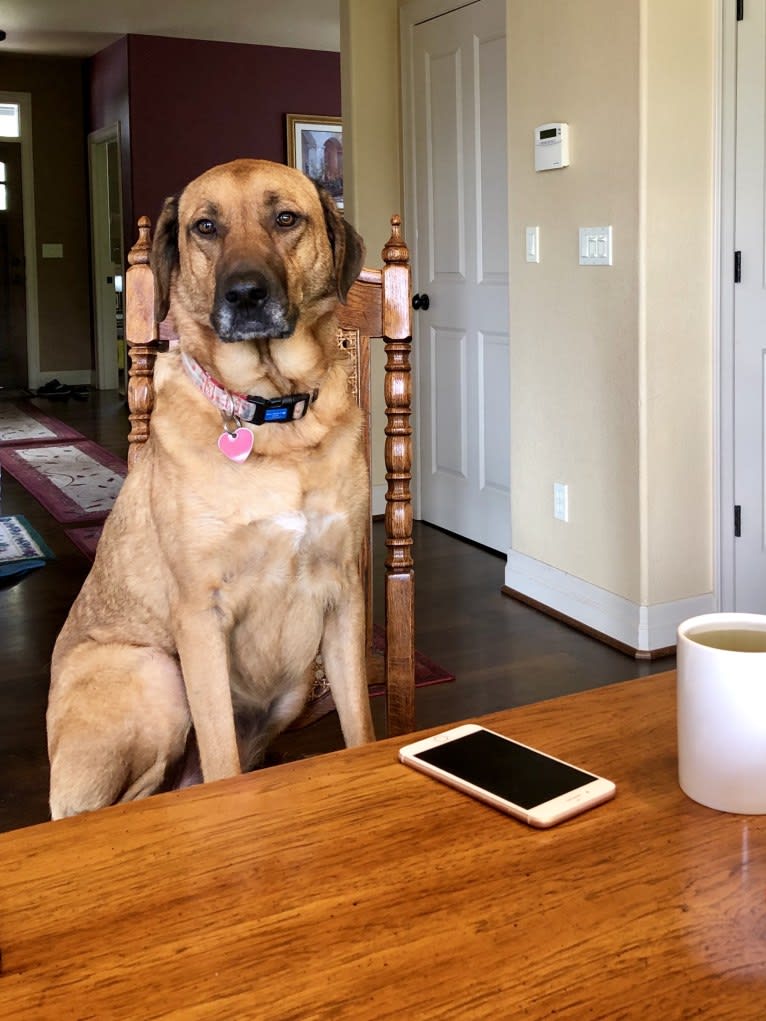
[211,269,296,342]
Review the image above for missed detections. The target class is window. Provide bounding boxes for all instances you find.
[0,103,20,138]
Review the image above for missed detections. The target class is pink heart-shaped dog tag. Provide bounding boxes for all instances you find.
[217,427,254,463]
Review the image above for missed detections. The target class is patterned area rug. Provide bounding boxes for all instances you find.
[0,441,127,524]
[0,514,55,580]
[0,402,85,446]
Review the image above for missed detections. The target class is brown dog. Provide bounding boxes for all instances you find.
[47,159,374,819]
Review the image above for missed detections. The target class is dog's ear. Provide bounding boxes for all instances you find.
[150,194,180,323]
[315,185,366,303]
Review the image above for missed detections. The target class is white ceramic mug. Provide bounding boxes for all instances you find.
[677,612,766,814]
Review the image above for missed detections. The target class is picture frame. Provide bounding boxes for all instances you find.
[286,114,343,209]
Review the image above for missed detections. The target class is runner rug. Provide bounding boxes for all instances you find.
[64,524,104,560]
[0,441,127,524]
[0,402,85,446]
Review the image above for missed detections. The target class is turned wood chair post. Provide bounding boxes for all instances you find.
[125,216,159,471]
[380,216,415,737]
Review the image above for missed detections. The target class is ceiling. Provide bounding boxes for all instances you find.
[0,0,341,57]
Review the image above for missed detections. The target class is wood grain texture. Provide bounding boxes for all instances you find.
[125,215,160,469]
[1,671,763,1018]
[380,217,414,736]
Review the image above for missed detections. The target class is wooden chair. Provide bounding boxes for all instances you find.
[123,214,415,737]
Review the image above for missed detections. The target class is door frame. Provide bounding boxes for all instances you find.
[0,90,40,390]
[715,0,738,611]
[400,0,489,524]
[88,123,124,391]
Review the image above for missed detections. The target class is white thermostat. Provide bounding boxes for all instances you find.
[534,122,570,172]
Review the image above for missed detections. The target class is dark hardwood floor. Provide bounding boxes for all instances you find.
[0,390,674,834]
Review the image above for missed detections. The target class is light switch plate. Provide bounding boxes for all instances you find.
[42,243,64,259]
[553,482,569,522]
[579,226,612,266]
[525,226,540,263]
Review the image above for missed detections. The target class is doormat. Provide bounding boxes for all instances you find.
[290,625,455,729]
[0,441,126,524]
[0,514,55,580]
[0,402,85,446]
[369,625,453,693]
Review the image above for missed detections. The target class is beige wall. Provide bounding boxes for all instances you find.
[340,0,403,492]
[343,0,715,626]
[507,0,714,609]
[507,0,642,601]
[642,0,714,605]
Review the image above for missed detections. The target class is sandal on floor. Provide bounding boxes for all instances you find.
[36,379,71,398]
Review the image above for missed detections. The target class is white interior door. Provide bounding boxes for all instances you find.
[407,0,510,553]
[733,1,766,610]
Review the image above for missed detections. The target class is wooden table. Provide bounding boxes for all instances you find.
[0,671,764,1019]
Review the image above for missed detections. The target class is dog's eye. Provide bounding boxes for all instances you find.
[276,211,299,228]
[194,219,217,236]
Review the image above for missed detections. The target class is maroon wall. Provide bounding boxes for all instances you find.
[88,36,129,136]
[88,37,133,245]
[0,36,339,381]
[126,35,341,228]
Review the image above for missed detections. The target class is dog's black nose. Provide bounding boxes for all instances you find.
[223,275,269,309]
[213,266,294,341]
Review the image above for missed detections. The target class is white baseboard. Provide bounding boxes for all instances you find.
[504,549,715,654]
[34,370,95,388]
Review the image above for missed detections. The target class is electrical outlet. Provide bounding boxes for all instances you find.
[553,482,569,522]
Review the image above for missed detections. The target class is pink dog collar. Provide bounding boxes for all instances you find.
[181,352,318,426]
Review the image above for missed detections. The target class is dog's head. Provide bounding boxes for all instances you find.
[151,159,365,343]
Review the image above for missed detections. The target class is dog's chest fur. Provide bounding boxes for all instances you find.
[212,502,355,621]
[205,503,352,704]
[142,422,366,706]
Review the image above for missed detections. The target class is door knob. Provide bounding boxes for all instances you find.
[412,293,430,310]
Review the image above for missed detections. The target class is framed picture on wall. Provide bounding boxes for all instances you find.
[286,114,343,209]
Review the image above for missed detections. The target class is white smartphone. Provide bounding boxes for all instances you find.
[399,723,616,828]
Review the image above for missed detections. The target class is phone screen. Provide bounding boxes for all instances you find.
[411,729,597,809]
